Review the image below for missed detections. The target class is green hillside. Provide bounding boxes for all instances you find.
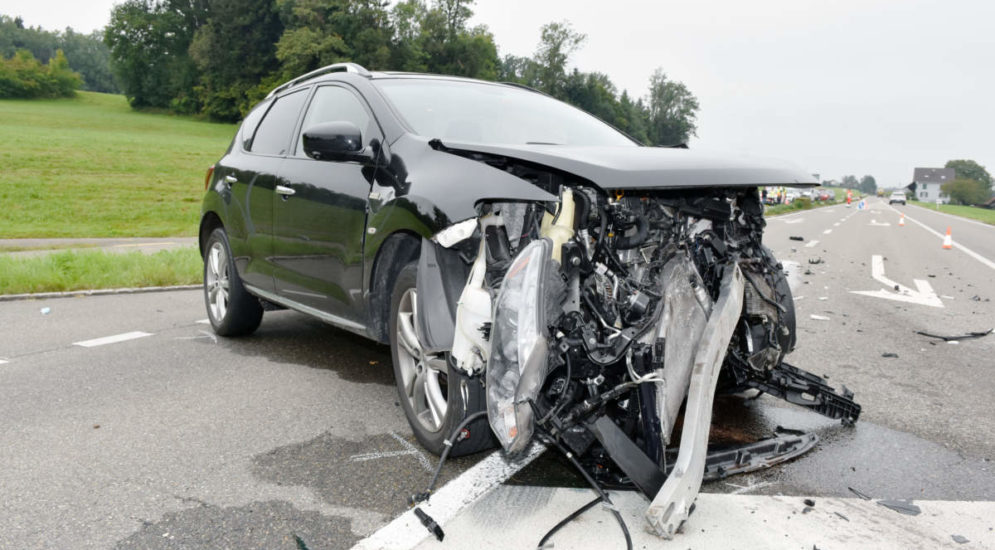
[0,92,235,237]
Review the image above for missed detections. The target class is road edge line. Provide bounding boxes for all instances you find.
[0,285,202,302]
[351,444,546,550]
[892,206,995,272]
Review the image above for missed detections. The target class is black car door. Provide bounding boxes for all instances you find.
[271,84,381,323]
[215,89,309,293]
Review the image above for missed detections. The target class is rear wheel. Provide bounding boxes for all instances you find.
[203,228,263,336]
[389,262,493,457]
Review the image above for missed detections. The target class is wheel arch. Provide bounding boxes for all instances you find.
[199,211,224,258]
[367,230,422,344]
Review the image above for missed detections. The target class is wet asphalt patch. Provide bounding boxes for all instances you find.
[251,431,485,519]
[113,500,354,550]
[217,312,395,386]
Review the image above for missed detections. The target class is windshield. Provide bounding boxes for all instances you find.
[373,78,637,147]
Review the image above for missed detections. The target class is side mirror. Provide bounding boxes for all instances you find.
[302,121,373,163]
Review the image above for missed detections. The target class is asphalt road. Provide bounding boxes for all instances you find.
[1,197,993,549]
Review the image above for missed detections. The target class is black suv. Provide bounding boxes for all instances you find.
[200,62,812,457]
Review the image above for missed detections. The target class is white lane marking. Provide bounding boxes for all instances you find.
[893,208,995,273]
[0,359,8,365]
[728,481,774,495]
[196,319,210,325]
[352,444,545,550]
[823,229,832,234]
[785,218,804,224]
[804,240,819,248]
[869,219,890,226]
[850,255,943,308]
[419,487,995,550]
[834,222,841,226]
[810,314,831,321]
[73,331,152,348]
[388,432,434,473]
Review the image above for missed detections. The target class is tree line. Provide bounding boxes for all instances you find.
[0,15,118,94]
[101,0,699,145]
[835,159,992,205]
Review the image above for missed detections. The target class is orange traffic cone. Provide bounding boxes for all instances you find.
[942,227,953,249]
[899,214,905,227]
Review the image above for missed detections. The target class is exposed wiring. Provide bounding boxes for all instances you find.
[536,496,602,549]
[411,410,489,505]
[538,433,633,550]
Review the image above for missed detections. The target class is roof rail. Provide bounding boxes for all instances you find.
[266,62,371,98]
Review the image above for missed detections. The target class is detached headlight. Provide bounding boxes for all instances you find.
[486,238,555,454]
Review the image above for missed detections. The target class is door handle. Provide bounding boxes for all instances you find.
[275,185,296,196]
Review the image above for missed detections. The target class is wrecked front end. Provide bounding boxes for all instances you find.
[414,149,861,541]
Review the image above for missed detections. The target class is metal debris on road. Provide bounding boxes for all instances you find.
[915,328,993,342]
[834,511,850,522]
[876,499,922,516]
[881,353,898,358]
[848,487,872,500]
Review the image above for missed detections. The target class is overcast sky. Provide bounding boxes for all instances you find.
[5,0,992,187]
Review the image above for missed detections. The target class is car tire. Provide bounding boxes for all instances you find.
[389,262,494,457]
[203,227,263,337]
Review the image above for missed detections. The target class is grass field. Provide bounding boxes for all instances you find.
[0,248,201,294]
[908,202,995,225]
[0,92,235,238]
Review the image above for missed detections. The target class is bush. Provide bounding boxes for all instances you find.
[792,197,812,209]
[0,49,81,98]
[942,179,989,206]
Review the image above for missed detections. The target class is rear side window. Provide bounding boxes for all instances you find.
[295,86,372,157]
[240,100,270,151]
[249,89,308,156]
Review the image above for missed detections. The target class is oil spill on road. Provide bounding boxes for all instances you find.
[114,500,354,550]
[508,397,995,501]
[251,431,484,518]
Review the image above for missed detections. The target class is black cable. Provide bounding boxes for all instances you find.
[536,496,602,549]
[412,410,489,504]
[541,435,633,550]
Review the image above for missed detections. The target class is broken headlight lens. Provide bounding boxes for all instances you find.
[486,238,552,454]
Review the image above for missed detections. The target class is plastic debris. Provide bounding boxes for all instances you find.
[808,257,823,265]
[876,499,921,516]
[810,315,830,321]
[789,236,805,241]
[804,498,816,507]
[848,487,871,500]
[952,535,970,544]
[916,328,993,342]
[40,307,51,315]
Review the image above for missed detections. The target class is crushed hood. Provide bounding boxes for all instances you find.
[437,140,818,190]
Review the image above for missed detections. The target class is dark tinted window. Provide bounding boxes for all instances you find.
[373,79,636,146]
[295,86,373,157]
[240,100,270,151]
[249,89,308,156]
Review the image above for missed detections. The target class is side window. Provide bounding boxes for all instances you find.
[295,86,373,158]
[249,89,308,156]
[240,100,270,151]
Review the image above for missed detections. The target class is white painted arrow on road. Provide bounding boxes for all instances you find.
[850,255,943,308]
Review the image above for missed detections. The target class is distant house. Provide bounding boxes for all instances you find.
[907,167,955,204]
